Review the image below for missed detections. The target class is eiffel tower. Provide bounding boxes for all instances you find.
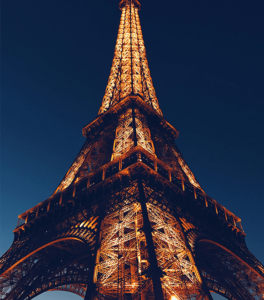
[1,1,264,299]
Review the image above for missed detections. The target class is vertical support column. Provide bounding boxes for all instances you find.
[59,193,63,205]
[202,284,214,300]
[85,212,104,300]
[132,101,138,147]
[175,213,214,300]
[137,179,164,300]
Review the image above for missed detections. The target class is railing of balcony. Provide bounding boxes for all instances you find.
[15,146,243,233]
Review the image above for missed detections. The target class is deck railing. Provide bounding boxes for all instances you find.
[16,146,243,233]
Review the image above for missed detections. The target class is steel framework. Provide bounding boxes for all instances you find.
[1,1,264,300]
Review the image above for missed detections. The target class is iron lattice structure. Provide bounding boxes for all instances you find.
[1,1,264,300]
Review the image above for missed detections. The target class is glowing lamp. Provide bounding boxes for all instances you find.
[171,296,180,300]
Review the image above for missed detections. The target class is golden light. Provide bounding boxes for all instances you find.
[171,296,180,300]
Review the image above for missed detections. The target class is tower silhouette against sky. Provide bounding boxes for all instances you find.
[1,1,264,299]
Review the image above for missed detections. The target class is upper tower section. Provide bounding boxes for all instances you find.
[98,0,163,116]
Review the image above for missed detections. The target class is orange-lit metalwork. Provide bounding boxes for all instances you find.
[93,201,206,300]
[112,108,155,160]
[1,0,264,300]
[98,0,162,116]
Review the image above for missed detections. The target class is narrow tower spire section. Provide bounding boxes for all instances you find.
[98,0,163,116]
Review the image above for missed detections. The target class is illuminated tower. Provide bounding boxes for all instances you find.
[1,1,264,299]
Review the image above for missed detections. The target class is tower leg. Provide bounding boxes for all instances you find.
[85,213,103,300]
[138,179,164,300]
[176,214,215,300]
[203,286,214,300]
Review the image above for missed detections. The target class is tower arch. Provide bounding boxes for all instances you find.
[1,238,91,300]
[195,239,264,300]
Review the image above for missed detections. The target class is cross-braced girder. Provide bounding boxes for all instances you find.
[112,107,155,160]
[0,239,90,300]
[0,207,100,300]
[196,241,264,300]
[93,182,209,300]
[98,0,162,116]
[51,283,87,297]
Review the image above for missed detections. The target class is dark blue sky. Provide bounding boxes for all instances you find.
[1,1,264,299]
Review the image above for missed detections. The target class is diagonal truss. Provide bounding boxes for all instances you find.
[98,0,162,116]
[93,185,206,300]
[147,202,203,299]
[112,107,155,160]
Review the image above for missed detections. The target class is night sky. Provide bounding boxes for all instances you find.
[1,1,264,299]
